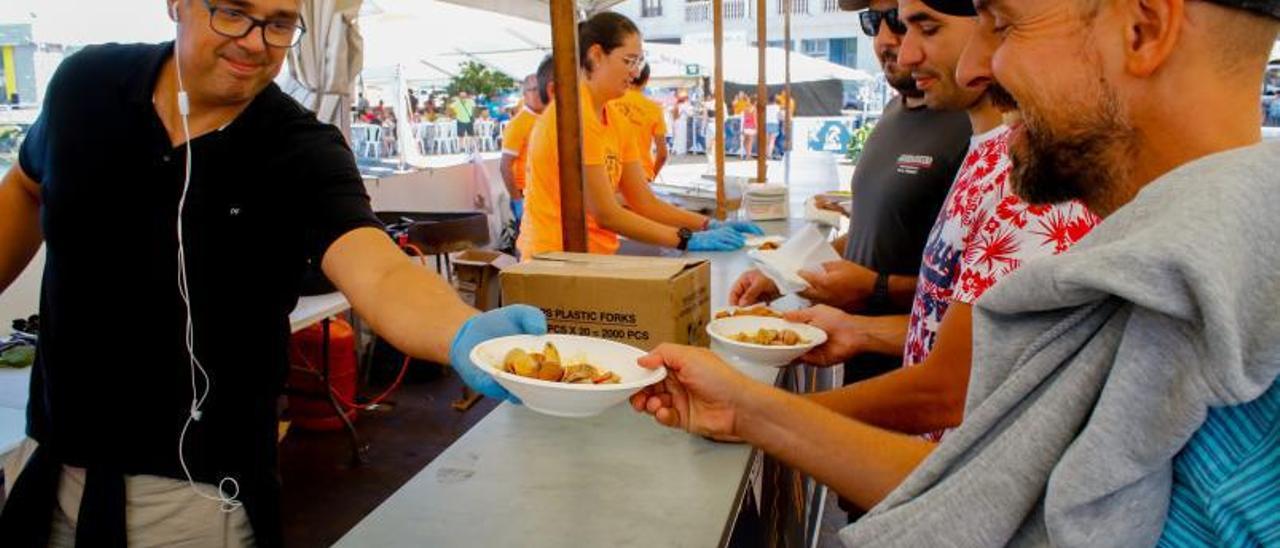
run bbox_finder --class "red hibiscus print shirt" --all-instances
[904,125,1100,371]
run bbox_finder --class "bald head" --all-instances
[520,74,545,113]
[965,0,1279,216]
[1194,2,1280,76]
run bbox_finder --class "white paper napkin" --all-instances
[747,224,841,295]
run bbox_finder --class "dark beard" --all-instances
[1010,86,1132,210]
[987,83,1018,111]
[889,73,922,98]
[881,52,921,98]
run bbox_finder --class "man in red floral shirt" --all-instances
[784,0,1098,442]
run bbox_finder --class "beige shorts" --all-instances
[2,438,255,547]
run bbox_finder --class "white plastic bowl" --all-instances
[706,316,827,367]
[470,334,666,418]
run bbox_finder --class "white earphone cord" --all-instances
[172,16,242,513]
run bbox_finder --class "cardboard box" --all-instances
[500,252,711,351]
[452,250,517,311]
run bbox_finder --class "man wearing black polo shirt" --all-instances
[730,0,970,385]
[0,0,545,546]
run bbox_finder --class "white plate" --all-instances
[470,335,666,418]
[706,316,827,368]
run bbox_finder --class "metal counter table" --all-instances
[337,220,828,547]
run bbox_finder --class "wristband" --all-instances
[871,271,890,310]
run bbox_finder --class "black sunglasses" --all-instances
[859,8,906,37]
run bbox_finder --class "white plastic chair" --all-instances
[498,120,511,149]
[351,123,372,156]
[358,125,383,158]
[415,123,436,155]
[433,120,460,154]
[474,120,497,152]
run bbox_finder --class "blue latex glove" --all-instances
[448,304,548,403]
[709,219,766,236]
[511,198,524,224]
[687,227,746,252]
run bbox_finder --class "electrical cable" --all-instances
[169,6,242,513]
[286,244,434,412]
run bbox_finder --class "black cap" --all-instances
[919,0,976,16]
[839,0,976,15]
[1206,0,1280,18]
[841,0,1280,18]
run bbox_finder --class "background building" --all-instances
[612,0,878,74]
[0,24,36,105]
[0,23,74,107]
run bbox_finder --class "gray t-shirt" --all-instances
[843,96,972,287]
[841,140,1280,547]
[840,96,971,383]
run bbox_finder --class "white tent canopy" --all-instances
[359,0,551,87]
[359,0,872,89]
[435,0,630,23]
[644,42,873,86]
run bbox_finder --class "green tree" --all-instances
[847,120,877,164]
[446,62,516,98]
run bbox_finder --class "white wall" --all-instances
[0,246,43,336]
[364,156,503,212]
[364,155,512,247]
[618,0,878,73]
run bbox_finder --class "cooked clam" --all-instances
[543,342,561,365]
[536,361,564,382]
[780,329,800,346]
[561,364,596,384]
[499,345,620,385]
[504,348,539,377]
[730,328,809,347]
[716,306,784,320]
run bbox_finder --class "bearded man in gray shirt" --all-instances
[634,0,1280,545]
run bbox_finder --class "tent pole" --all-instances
[755,0,767,184]
[784,0,793,187]
[714,0,726,221]
[550,0,587,252]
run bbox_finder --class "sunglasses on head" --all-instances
[859,8,906,37]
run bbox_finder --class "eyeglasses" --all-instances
[859,8,906,37]
[201,0,307,48]
[621,53,647,72]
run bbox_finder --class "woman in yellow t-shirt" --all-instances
[612,64,669,183]
[517,12,761,261]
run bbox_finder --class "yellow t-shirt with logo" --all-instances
[517,85,640,260]
[501,107,539,192]
[611,89,668,181]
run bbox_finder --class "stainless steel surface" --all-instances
[622,218,811,307]
[336,221,814,547]
[335,404,755,547]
